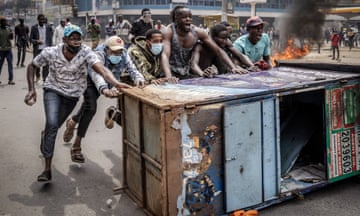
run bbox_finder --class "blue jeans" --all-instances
[0,50,14,81]
[42,90,78,158]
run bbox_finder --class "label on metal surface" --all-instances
[326,83,360,181]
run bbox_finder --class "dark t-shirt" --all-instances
[15,24,29,47]
[129,19,152,38]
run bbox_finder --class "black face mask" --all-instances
[66,44,81,54]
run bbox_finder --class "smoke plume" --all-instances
[275,0,339,51]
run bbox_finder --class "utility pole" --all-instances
[221,0,228,22]
[42,0,46,14]
[92,0,96,18]
[250,2,256,17]
[240,0,267,17]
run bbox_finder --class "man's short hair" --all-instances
[141,8,150,15]
[37,14,45,20]
[210,24,228,38]
[145,29,162,40]
[171,5,188,22]
[220,21,230,27]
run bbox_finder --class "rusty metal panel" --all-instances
[126,145,143,203]
[172,104,225,216]
[120,67,360,215]
[143,103,162,163]
[224,101,262,212]
[164,109,184,216]
[124,95,141,148]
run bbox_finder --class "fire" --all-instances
[271,38,310,66]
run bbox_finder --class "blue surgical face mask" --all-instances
[150,43,163,56]
[108,55,122,64]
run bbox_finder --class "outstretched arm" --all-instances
[160,26,173,79]
[191,44,204,76]
[199,29,248,74]
[92,62,132,90]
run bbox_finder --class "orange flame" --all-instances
[271,38,310,66]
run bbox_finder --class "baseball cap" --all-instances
[105,36,124,51]
[246,16,264,27]
[64,24,83,37]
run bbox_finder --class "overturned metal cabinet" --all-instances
[120,64,360,216]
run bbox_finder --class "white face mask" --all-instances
[108,55,122,64]
[150,43,163,56]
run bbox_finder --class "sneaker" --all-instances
[8,80,15,85]
[63,118,77,142]
[37,170,52,182]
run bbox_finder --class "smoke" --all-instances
[274,0,339,50]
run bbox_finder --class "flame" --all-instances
[271,38,310,66]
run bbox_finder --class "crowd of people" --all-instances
[0,5,277,182]
[6,5,348,182]
[0,7,274,91]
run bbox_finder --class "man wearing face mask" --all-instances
[128,29,170,84]
[62,36,145,164]
[128,8,153,43]
[24,25,131,182]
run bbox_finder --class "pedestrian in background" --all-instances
[0,16,15,85]
[66,18,71,26]
[330,29,340,60]
[29,14,53,82]
[129,8,153,42]
[52,19,66,45]
[24,25,131,182]
[105,19,116,39]
[115,15,132,48]
[14,17,29,68]
[155,20,166,31]
[87,17,101,49]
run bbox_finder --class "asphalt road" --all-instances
[0,44,360,216]
[0,47,145,216]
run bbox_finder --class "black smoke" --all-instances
[275,0,339,50]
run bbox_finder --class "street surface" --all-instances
[0,43,360,216]
[0,45,146,216]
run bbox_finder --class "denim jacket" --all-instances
[89,44,145,93]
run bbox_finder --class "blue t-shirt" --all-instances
[233,33,270,63]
